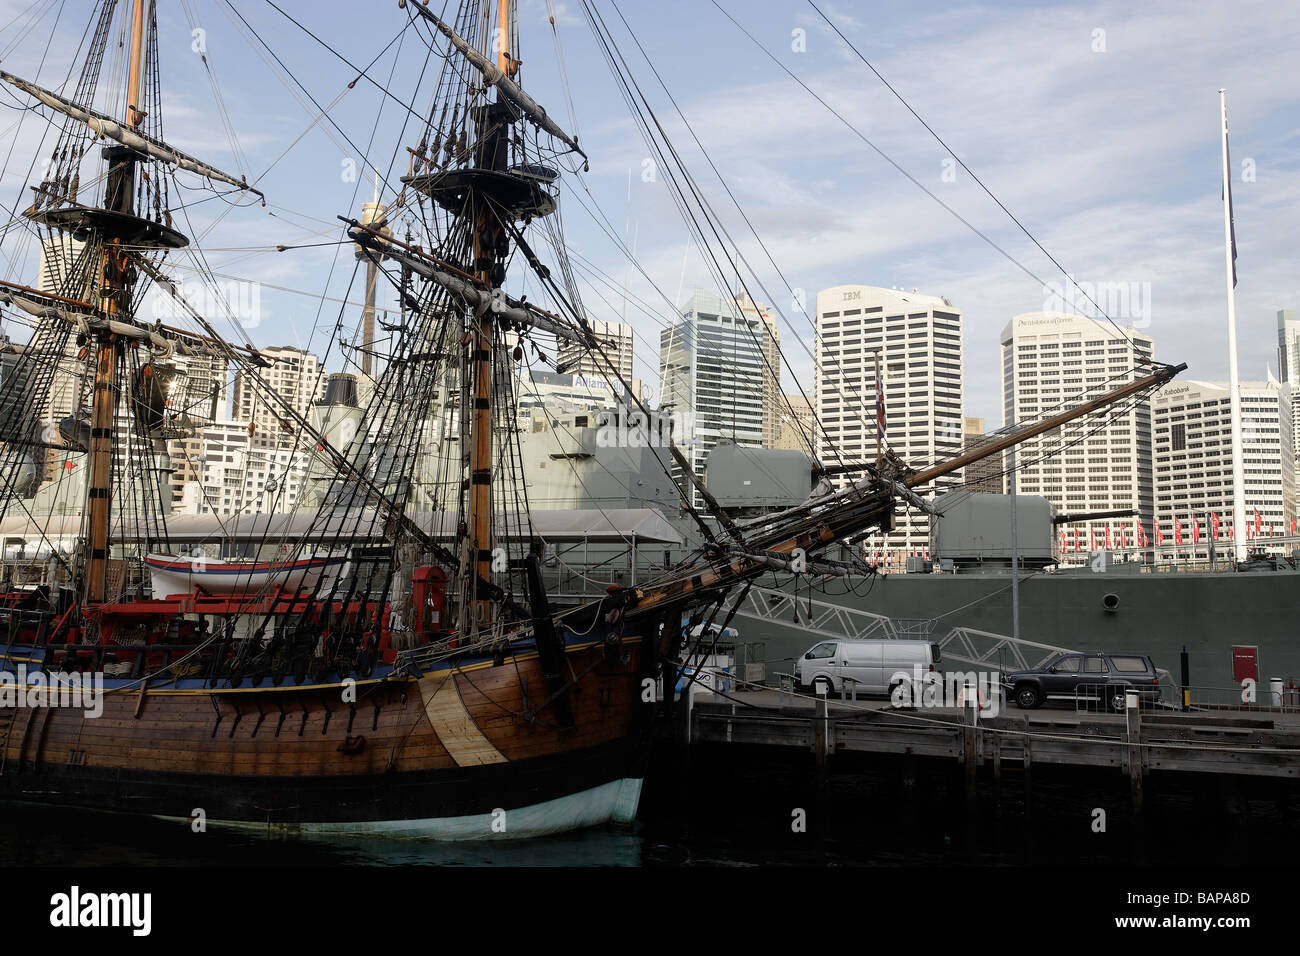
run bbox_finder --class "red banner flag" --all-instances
[1255,507,1262,537]
[1174,517,1183,545]
[1211,512,1220,539]
[1119,525,1127,549]
[1137,522,1147,547]
[1105,526,1113,549]
[1156,522,1165,545]
[1192,514,1200,544]
[1073,527,1081,552]
[1089,527,1096,551]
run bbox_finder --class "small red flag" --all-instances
[1105,526,1113,550]
[1174,517,1183,545]
[1211,512,1220,539]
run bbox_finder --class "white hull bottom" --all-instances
[156,777,644,841]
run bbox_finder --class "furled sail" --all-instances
[350,227,588,345]
[0,69,264,198]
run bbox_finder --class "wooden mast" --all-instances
[464,0,514,634]
[85,0,148,606]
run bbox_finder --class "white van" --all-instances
[793,639,941,696]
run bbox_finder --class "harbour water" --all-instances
[2,747,1296,867]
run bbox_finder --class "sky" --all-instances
[0,0,1296,427]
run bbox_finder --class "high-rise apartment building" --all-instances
[1001,312,1154,554]
[814,285,963,563]
[231,345,326,447]
[557,319,634,385]
[1152,377,1294,560]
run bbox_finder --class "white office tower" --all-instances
[1001,313,1154,560]
[1152,377,1294,560]
[660,290,767,503]
[815,285,963,567]
[231,345,326,448]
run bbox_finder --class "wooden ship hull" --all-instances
[0,632,650,838]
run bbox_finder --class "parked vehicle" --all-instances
[1002,653,1161,712]
[794,639,941,696]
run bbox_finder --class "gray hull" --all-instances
[737,568,1300,690]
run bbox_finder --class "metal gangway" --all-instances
[724,584,1176,695]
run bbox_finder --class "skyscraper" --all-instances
[660,290,767,501]
[815,285,963,564]
[1001,312,1154,554]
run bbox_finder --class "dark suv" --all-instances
[1002,653,1161,712]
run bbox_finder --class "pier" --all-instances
[671,685,1300,814]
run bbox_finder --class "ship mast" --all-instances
[463,0,515,634]
[85,0,149,606]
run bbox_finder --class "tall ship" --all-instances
[0,0,1186,838]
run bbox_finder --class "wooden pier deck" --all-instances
[676,688,1300,809]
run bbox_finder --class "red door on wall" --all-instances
[1231,645,1259,684]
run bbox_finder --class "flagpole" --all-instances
[1221,88,1248,564]
[874,349,882,471]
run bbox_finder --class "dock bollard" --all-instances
[1126,690,1143,815]
[964,682,978,801]
[815,681,828,785]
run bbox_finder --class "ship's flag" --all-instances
[1223,116,1239,288]
[1174,517,1183,545]
[1255,507,1262,537]
[1192,514,1201,544]
[1212,512,1221,539]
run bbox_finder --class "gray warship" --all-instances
[506,400,1299,693]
